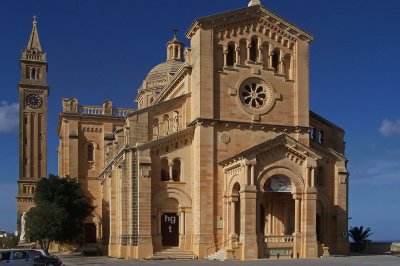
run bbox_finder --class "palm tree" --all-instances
[348,226,373,252]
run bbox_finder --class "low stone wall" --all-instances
[391,243,400,254]
[366,242,391,254]
[350,242,392,254]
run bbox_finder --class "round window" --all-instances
[238,77,275,114]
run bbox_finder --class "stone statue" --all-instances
[19,212,27,243]
[248,0,261,7]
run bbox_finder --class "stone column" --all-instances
[257,39,263,63]
[279,54,284,75]
[169,161,174,181]
[230,196,238,237]
[294,196,301,233]
[179,208,186,249]
[268,48,274,70]
[292,194,302,258]
[302,190,318,258]
[267,203,272,235]
[250,161,256,186]
[310,167,315,187]
[223,46,228,68]
[246,40,251,63]
[235,44,240,65]
[244,161,250,185]
[240,186,258,259]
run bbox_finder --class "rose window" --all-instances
[238,77,275,114]
[241,83,267,109]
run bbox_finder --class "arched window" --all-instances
[163,114,170,135]
[232,182,241,238]
[239,39,247,64]
[310,128,316,141]
[172,159,181,181]
[26,67,30,79]
[37,68,41,80]
[172,111,179,132]
[283,54,292,79]
[161,158,169,181]
[168,46,173,60]
[250,37,258,62]
[174,45,179,59]
[87,143,94,161]
[31,68,36,79]
[318,131,324,145]
[262,42,269,68]
[153,118,159,138]
[272,49,280,72]
[227,43,235,66]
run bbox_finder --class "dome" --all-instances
[145,60,184,83]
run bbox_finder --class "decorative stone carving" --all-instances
[221,133,231,144]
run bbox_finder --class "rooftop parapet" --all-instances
[62,98,134,117]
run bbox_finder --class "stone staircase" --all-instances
[147,247,198,260]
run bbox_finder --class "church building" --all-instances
[17,0,349,260]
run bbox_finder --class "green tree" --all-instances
[26,202,66,252]
[349,226,373,252]
[25,175,94,253]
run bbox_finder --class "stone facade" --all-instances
[35,1,349,260]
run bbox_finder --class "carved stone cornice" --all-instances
[188,117,310,134]
[219,133,321,167]
[137,127,195,152]
[310,141,347,161]
[186,5,313,43]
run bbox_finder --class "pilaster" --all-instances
[239,185,258,259]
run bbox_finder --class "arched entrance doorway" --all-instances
[160,198,179,247]
[260,175,295,258]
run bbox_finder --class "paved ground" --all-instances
[58,254,400,266]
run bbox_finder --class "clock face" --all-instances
[26,94,43,109]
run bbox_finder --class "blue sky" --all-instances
[0,0,399,241]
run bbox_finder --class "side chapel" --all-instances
[19,0,350,260]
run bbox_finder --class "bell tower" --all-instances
[16,16,49,224]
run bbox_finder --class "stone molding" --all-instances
[152,186,192,208]
[186,5,313,43]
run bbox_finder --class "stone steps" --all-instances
[147,248,198,260]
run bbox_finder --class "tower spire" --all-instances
[27,15,42,51]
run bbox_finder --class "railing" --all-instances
[206,237,238,258]
[79,106,103,115]
[112,108,133,117]
[265,235,294,243]
[78,106,133,117]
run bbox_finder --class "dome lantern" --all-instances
[167,29,184,61]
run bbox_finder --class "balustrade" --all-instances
[265,235,294,243]
[77,105,133,117]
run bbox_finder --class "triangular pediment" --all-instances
[218,134,321,167]
[186,5,313,43]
